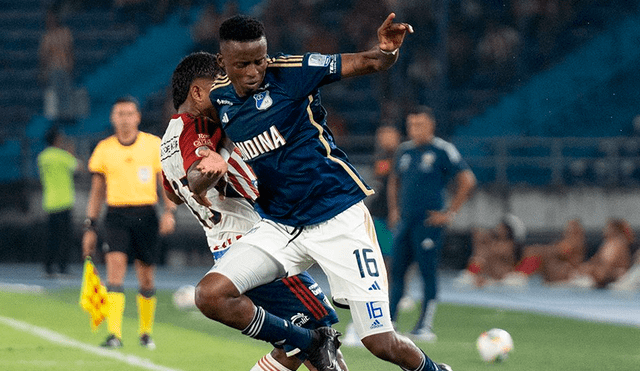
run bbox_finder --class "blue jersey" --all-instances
[210,53,373,226]
[393,137,469,221]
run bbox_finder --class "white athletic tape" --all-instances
[0,315,182,371]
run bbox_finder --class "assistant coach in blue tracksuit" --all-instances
[388,106,476,342]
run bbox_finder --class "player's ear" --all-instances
[216,53,225,70]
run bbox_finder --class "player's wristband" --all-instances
[378,46,398,56]
[83,218,97,232]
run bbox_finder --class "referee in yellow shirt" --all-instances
[82,96,176,349]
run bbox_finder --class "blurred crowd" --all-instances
[453,215,640,291]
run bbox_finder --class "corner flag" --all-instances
[79,258,108,331]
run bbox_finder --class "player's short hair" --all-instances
[44,125,60,146]
[113,95,140,111]
[407,106,435,121]
[219,15,265,42]
[171,51,220,110]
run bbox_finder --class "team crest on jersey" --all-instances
[253,91,272,111]
[420,152,435,171]
[138,166,152,183]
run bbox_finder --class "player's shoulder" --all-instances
[397,140,415,153]
[432,137,460,154]
[267,53,304,68]
[138,131,161,142]
[211,74,233,93]
[95,135,118,150]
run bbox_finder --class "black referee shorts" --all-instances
[103,205,160,265]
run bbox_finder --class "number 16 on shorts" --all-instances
[366,301,384,319]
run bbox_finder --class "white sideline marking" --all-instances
[0,315,183,371]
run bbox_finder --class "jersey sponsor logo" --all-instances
[193,134,213,148]
[253,90,273,110]
[161,137,179,158]
[308,53,331,67]
[234,125,286,160]
[368,281,381,291]
[221,112,229,124]
[291,312,311,327]
[216,98,233,106]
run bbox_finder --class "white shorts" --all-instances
[233,201,389,304]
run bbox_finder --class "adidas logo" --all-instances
[370,319,384,330]
[368,281,381,291]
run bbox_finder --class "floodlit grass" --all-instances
[0,288,638,371]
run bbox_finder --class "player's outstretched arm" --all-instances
[341,12,413,78]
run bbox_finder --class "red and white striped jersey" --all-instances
[160,113,260,256]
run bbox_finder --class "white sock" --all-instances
[250,353,294,371]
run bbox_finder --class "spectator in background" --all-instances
[610,249,640,291]
[454,214,526,288]
[568,218,633,288]
[191,4,222,53]
[473,20,521,88]
[387,106,476,342]
[37,126,80,278]
[503,218,586,286]
[370,125,402,263]
[39,10,75,123]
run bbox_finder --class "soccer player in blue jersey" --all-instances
[162,51,348,371]
[196,13,453,371]
[387,106,476,342]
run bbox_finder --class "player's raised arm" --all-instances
[341,12,414,78]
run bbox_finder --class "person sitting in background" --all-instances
[454,214,526,287]
[503,219,586,286]
[568,218,633,288]
[610,249,640,291]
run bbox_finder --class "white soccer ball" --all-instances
[476,328,514,363]
[172,285,196,310]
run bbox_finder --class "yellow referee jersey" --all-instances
[88,132,162,207]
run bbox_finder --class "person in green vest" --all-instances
[37,126,79,277]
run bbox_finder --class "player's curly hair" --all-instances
[219,15,265,42]
[171,51,221,110]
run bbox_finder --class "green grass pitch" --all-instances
[0,288,638,370]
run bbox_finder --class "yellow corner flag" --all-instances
[79,258,109,331]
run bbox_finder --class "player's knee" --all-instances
[194,272,238,317]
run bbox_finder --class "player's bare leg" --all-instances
[361,332,450,370]
[195,272,257,329]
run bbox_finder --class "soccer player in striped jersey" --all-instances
[197,13,453,371]
[160,52,348,371]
